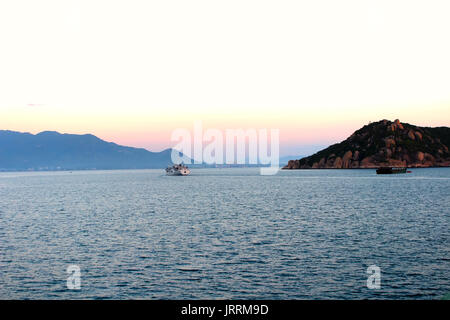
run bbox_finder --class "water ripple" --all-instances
[0,168,449,299]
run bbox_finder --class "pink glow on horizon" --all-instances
[96,116,450,155]
[2,115,449,155]
[99,122,367,154]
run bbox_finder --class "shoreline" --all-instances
[282,165,450,170]
[1,166,450,174]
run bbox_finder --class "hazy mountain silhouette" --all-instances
[0,130,183,171]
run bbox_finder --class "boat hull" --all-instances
[376,167,407,174]
[165,165,191,176]
[166,170,190,176]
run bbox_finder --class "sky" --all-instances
[1,0,449,156]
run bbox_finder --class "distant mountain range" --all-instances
[6,120,448,172]
[0,130,179,171]
[0,130,297,171]
[283,119,450,169]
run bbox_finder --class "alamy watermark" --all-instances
[67,265,81,290]
[366,265,381,289]
[170,121,280,175]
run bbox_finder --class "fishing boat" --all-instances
[165,164,191,176]
[376,167,407,174]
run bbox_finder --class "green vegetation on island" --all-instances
[283,119,450,169]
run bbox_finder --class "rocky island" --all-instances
[283,119,450,169]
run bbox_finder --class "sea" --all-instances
[0,168,449,299]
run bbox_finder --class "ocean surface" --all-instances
[0,168,449,299]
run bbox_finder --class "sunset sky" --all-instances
[1,0,449,156]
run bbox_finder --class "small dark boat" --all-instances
[376,167,407,174]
